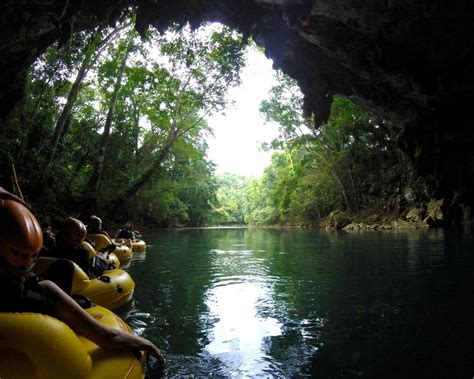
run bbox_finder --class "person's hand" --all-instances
[140,341,166,370]
[0,187,24,204]
[106,330,166,370]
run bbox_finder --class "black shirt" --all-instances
[0,272,54,315]
[44,244,91,278]
[116,228,134,239]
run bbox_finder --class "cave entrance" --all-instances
[205,43,280,178]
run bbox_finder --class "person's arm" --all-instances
[39,280,165,367]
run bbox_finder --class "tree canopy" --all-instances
[0,18,248,227]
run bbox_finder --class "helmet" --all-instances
[89,215,102,230]
[59,218,87,246]
[0,199,43,267]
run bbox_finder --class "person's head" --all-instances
[58,217,87,246]
[125,221,133,230]
[0,199,43,268]
[89,215,102,230]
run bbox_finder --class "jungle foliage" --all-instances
[0,17,248,227]
[242,72,403,226]
[210,72,407,226]
[206,71,402,227]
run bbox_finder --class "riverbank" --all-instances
[318,198,452,231]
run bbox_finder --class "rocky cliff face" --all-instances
[1,1,473,221]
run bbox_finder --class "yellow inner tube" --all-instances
[78,268,135,310]
[33,258,135,310]
[132,239,147,253]
[0,305,144,379]
[87,234,132,264]
[82,241,120,269]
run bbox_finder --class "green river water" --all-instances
[118,227,474,378]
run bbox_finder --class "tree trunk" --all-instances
[107,127,179,211]
[40,26,126,185]
[84,40,132,212]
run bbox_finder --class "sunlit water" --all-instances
[118,227,474,378]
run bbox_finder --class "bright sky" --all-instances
[205,46,280,177]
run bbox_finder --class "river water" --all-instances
[120,227,474,378]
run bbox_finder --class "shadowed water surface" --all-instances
[120,228,474,378]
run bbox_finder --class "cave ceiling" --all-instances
[1,0,473,203]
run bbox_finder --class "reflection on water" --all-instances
[123,228,474,378]
[204,247,282,375]
[205,281,282,374]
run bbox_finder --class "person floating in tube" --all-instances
[0,193,165,368]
